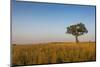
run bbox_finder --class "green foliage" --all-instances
[66,23,88,36]
[66,23,88,43]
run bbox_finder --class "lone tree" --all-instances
[66,23,88,43]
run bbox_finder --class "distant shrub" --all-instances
[13,44,16,46]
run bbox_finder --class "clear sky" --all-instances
[12,0,96,44]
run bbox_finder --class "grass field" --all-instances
[12,42,96,66]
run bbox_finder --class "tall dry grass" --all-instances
[12,42,96,66]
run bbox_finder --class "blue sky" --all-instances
[12,0,96,44]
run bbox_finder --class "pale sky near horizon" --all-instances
[12,0,96,44]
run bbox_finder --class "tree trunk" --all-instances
[75,36,79,43]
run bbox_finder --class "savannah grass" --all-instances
[12,42,96,66]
